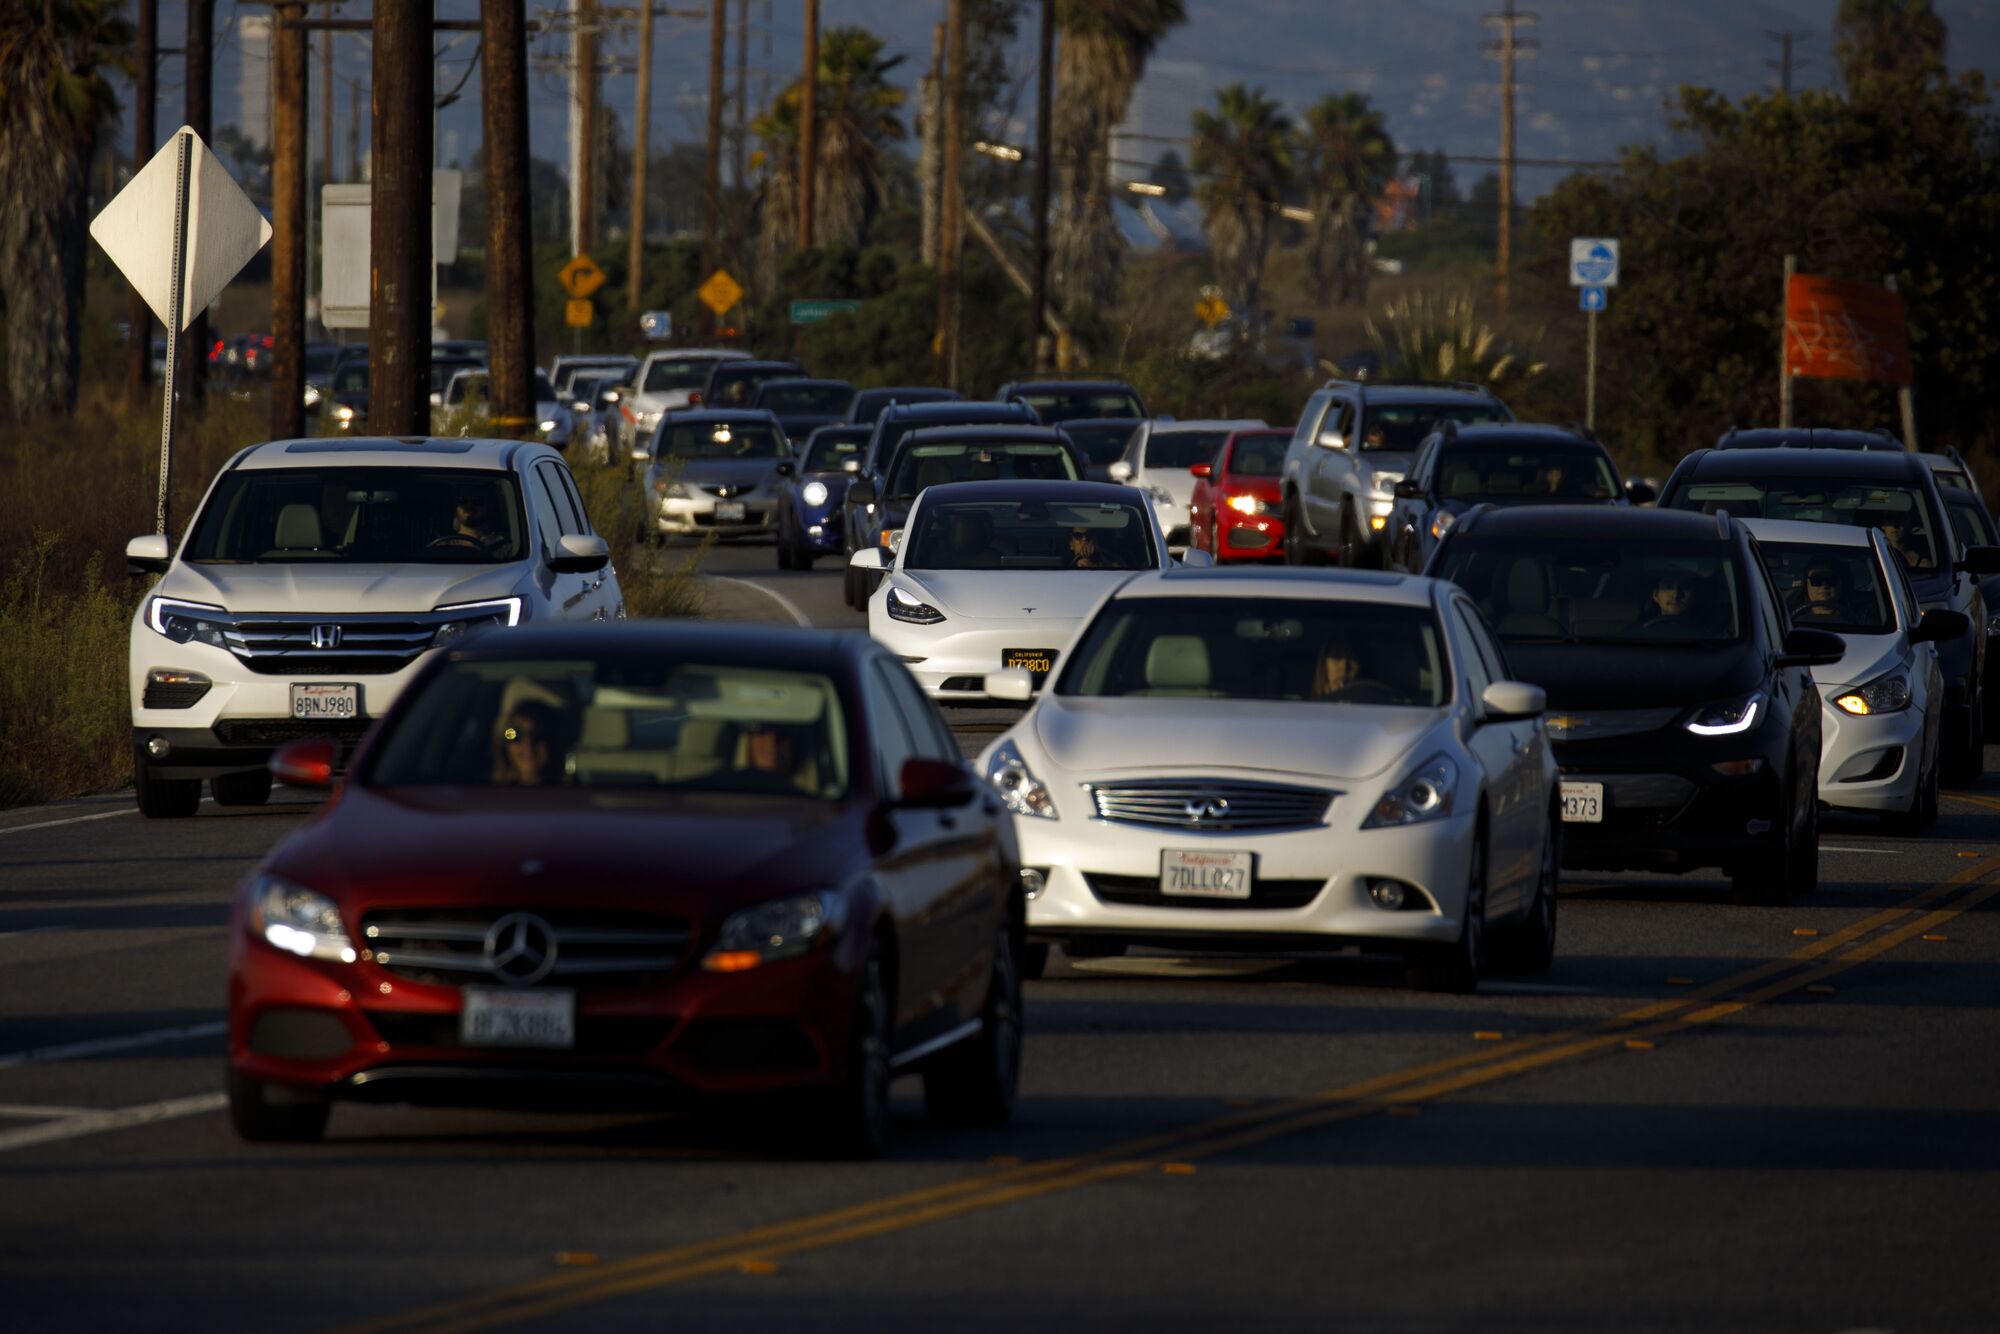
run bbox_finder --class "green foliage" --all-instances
[1374,215,1492,270]
[786,249,1029,393]
[567,456,710,620]
[1123,344,1304,424]
[1836,0,1948,95]
[1365,291,1546,392]
[1192,85,1293,316]
[1297,92,1397,305]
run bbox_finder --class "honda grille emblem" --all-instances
[309,623,343,650]
[1184,797,1231,823]
[483,912,558,985]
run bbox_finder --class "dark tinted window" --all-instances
[758,382,855,415]
[708,365,799,407]
[1016,388,1144,420]
[1360,402,1507,451]
[186,468,526,564]
[642,357,725,393]
[1945,494,1997,546]
[1227,432,1289,477]
[1145,430,1231,470]
[1434,536,1745,644]
[1435,444,1618,500]
[1061,421,1138,467]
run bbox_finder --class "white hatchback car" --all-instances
[1743,518,1963,831]
[976,568,1560,992]
[1109,419,1265,549]
[854,479,1194,700]
[125,437,622,818]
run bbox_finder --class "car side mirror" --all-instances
[1107,460,1135,483]
[984,667,1035,702]
[1316,429,1347,450]
[849,547,888,572]
[126,533,171,576]
[848,478,878,505]
[269,736,337,789]
[1178,549,1215,569]
[550,533,611,573]
[1959,544,2000,576]
[898,757,979,807]
[1392,479,1424,500]
[775,460,796,478]
[1623,478,1657,506]
[1481,680,1546,722]
[841,457,861,474]
[1777,625,1846,667]
[1912,608,1970,644]
[1189,462,1212,479]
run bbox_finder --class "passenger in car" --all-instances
[1791,563,1852,620]
[493,701,568,785]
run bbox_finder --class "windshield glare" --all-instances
[1435,538,1745,645]
[888,443,1078,497]
[1436,446,1618,500]
[1145,430,1230,471]
[367,659,850,798]
[1672,479,1941,571]
[1058,597,1448,706]
[656,421,786,459]
[185,468,526,564]
[909,499,1155,571]
[1760,541,1894,635]
[1363,404,1507,451]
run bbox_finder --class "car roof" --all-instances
[754,377,854,392]
[899,424,1071,444]
[1715,426,1901,450]
[1321,380,1501,404]
[444,621,877,672]
[712,359,804,373]
[855,385,957,399]
[1917,452,1969,474]
[884,400,1030,420]
[1051,416,1143,427]
[806,424,872,439]
[1458,504,1732,541]
[1005,380,1137,392]
[1142,419,1266,432]
[1436,423,1596,447]
[915,479,1146,506]
[659,408,782,425]
[234,437,557,471]
[1737,517,1877,549]
[1111,567,1440,608]
[1676,447,1926,480]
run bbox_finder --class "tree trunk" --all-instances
[1052,30,1138,327]
[0,92,91,419]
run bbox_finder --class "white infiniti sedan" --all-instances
[974,568,1561,992]
[853,479,1203,700]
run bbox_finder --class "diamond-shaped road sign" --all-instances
[558,254,606,299]
[91,126,271,331]
[699,269,744,316]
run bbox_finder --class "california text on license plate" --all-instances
[460,987,576,1049]
[1561,781,1605,823]
[1003,648,1057,677]
[290,683,359,720]
[714,500,748,522]
[1160,849,1254,899]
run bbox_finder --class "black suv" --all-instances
[1658,447,2000,784]
[994,379,1148,423]
[1428,506,1844,901]
[842,400,1038,560]
[1713,426,1903,451]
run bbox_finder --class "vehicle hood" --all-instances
[1812,631,1908,692]
[274,787,860,926]
[669,456,782,488]
[899,569,1133,620]
[159,562,524,614]
[1500,642,1764,710]
[628,387,699,414]
[1139,469,1198,509]
[1029,696,1440,784]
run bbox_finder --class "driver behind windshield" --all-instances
[434,484,511,556]
[1312,635,1373,701]
[1792,563,1851,620]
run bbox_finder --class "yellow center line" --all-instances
[348,855,2000,1333]
[1941,790,2000,814]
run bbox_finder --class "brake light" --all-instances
[687,391,703,405]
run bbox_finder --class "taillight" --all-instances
[687,391,703,406]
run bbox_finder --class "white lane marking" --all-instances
[0,1092,226,1154]
[1477,981,1603,995]
[707,574,812,627]
[1819,845,1899,853]
[0,1020,227,1070]
[0,925,71,941]
[0,808,133,836]
[0,1104,97,1119]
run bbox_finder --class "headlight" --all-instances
[801,480,830,507]
[432,596,523,646]
[1363,753,1458,828]
[1373,473,1404,495]
[986,739,1057,819]
[1430,510,1456,540]
[1834,670,1911,716]
[654,479,690,498]
[637,409,662,430]
[572,400,591,413]
[146,597,229,647]
[333,404,355,422]
[1684,692,1764,736]
[248,874,355,963]
[303,384,321,408]
[887,584,945,625]
[702,891,846,972]
[538,418,558,434]
[1226,494,1263,515]
[1148,485,1177,508]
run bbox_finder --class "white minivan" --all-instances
[125,437,622,817]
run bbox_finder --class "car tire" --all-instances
[922,925,1022,1128]
[776,538,796,570]
[1733,769,1816,904]
[1062,938,1127,960]
[1491,812,1559,974]
[227,1070,329,1143]
[134,746,201,819]
[843,565,864,610]
[1282,498,1325,567]
[1020,941,1050,980]
[1409,823,1486,993]
[796,548,818,570]
[212,770,272,807]
[814,943,892,1159]
[1944,688,1985,787]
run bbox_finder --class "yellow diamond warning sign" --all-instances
[698,269,744,316]
[558,254,606,299]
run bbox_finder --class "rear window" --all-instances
[1016,388,1144,420]
[1227,433,1289,477]
[1434,537,1745,645]
[1670,477,1941,571]
[1434,445,1618,500]
[642,358,722,393]
[887,442,1079,497]
[1145,430,1230,471]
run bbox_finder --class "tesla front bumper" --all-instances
[873,613,1086,700]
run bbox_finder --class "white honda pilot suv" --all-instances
[124,437,623,817]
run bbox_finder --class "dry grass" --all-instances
[566,453,712,620]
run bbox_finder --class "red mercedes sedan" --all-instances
[1188,428,1290,562]
[227,623,1024,1156]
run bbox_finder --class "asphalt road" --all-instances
[4,538,1999,1332]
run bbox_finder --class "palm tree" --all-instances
[0,2,132,418]
[752,25,905,267]
[1297,92,1397,307]
[1190,85,1291,318]
[1051,0,1186,324]
[1835,0,1948,94]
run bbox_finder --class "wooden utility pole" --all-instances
[629,0,656,311]
[180,0,213,408]
[734,0,750,194]
[368,0,432,435]
[1484,1,1534,322]
[1779,253,1796,428]
[1029,0,1054,370]
[799,0,819,248]
[934,0,966,387]
[702,0,725,334]
[575,0,599,252]
[484,0,536,433]
[348,74,360,182]
[270,2,309,440]
[320,2,334,187]
[126,0,157,406]
[919,22,943,263]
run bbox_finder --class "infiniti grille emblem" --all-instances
[309,623,343,650]
[1184,797,1231,823]
[483,911,558,985]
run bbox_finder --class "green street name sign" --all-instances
[789,298,862,325]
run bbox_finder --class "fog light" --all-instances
[146,735,171,758]
[1019,868,1047,900]
[1367,878,1408,910]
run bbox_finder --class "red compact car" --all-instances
[1188,428,1291,561]
[227,623,1024,1157]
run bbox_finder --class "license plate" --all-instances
[714,500,748,522]
[1003,647,1058,679]
[460,987,576,1049]
[290,683,358,720]
[1160,849,1254,899]
[1561,781,1605,823]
